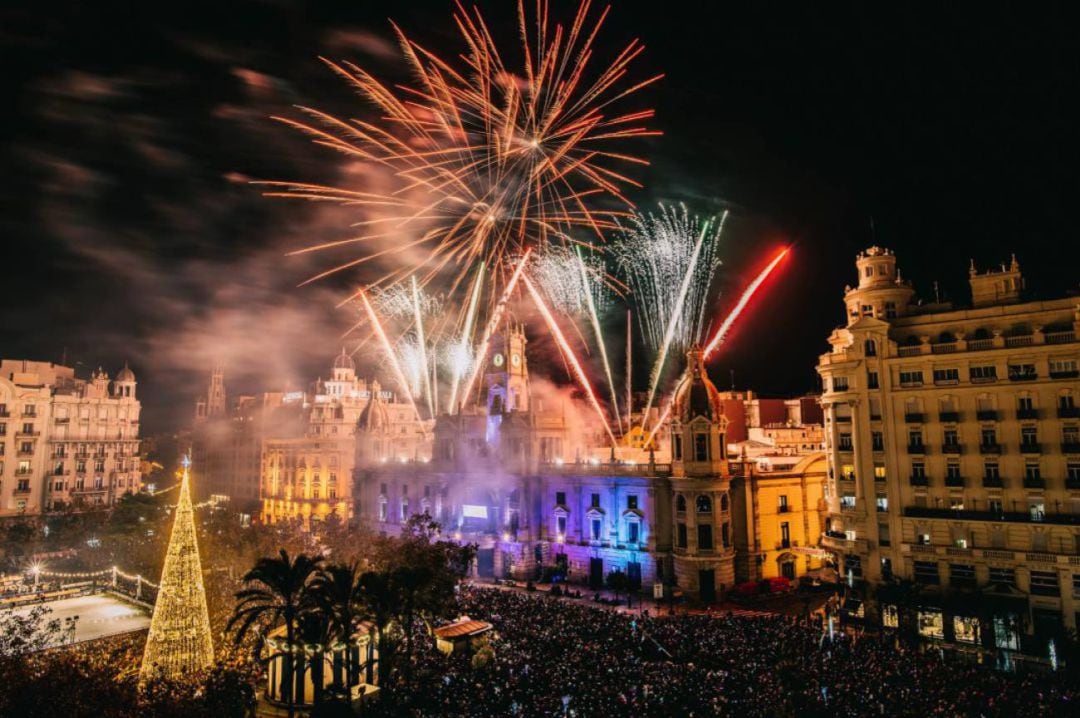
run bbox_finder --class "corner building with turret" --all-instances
[818,247,1080,645]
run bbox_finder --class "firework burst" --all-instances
[269,0,661,302]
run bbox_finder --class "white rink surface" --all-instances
[13,593,150,646]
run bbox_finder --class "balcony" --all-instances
[939,411,960,423]
[982,476,1004,488]
[1019,442,1041,455]
[1058,406,1080,419]
[931,342,958,354]
[909,474,929,487]
[941,443,963,455]
[1005,335,1035,348]
[904,506,1080,526]
[1023,477,1046,489]
[1008,371,1038,382]
[944,475,966,488]
[979,443,1002,455]
[904,412,925,423]
[1062,442,1080,454]
[0,410,10,417]
[966,338,995,351]
[1046,330,1077,345]
[777,505,790,513]
[1016,408,1039,420]
[1050,370,1080,380]
[1067,478,1080,490]
[976,410,998,421]
[15,430,40,438]
[907,443,927,455]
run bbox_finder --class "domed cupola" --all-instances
[672,346,723,422]
[331,347,356,381]
[669,346,729,479]
[357,395,390,434]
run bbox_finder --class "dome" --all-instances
[672,347,722,422]
[332,348,355,372]
[357,395,390,433]
[116,362,136,383]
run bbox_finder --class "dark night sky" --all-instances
[2,1,1079,434]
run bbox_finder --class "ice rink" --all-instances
[14,593,150,646]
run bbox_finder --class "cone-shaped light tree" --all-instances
[139,454,214,683]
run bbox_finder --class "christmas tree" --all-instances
[139,455,214,683]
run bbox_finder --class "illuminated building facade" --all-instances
[360,329,819,601]
[818,246,1080,641]
[260,350,431,526]
[0,359,141,516]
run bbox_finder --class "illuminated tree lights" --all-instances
[139,456,214,684]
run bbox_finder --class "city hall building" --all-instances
[818,247,1080,642]
[359,326,827,601]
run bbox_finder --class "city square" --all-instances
[3,1,1080,716]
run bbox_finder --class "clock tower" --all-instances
[485,323,530,415]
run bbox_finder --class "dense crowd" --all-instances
[392,586,1079,717]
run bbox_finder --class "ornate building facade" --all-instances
[358,328,825,602]
[0,359,141,517]
[818,247,1080,641]
[259,350,431,526]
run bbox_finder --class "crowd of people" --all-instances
[387,586,1079,717]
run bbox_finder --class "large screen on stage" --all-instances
[462,504,488,519]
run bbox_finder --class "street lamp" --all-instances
[29,563,42,590]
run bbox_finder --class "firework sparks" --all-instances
[270,0,661,307]
[614,204,725,355]
[576,248,622,433]
[358,290,424,426]
[636,209,729,433]
[703,247,789,357]
[523,275,617,447]
[412,275,435,418]
[446,262,485,412]
[458,249,532,411]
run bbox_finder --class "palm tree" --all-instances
[309,562,364,691]
[356,570,399,689]
[227,550,323,717]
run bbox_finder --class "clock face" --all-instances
[492,353,505,367]
[511,353,521,367]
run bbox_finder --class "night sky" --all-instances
[3,1,1078,434]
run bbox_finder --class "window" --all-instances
[1068,462,1080,481]
[1025,461,1041,480]
[840,494,856,510]
[984,462,1000,479]
[954,616,980,644]
[627,495,639,510]
[1032,531,1048,552]
[673,434,683,460]
[946,462,961,479]
[378,499,388,522]
[914,561,940,585]
[778,495,789,512]
[556,515,567,537]
[677,522,687,548]
[876,493,888,512]
[832,376,849,392]
[867,371,879,389]
[838,433,853,450]
[720,494,729,512]
[874,464,886,481]
[981,427,997,446]
[1064,426,1079,445]
[989,567,1015,587]
[696,495,712,513]
[1029,501,1045,522]
[555,491,566,506]
[1021,426,1038,446]
[861,304,873,317]
[591,493,601,508]
[1008,363,1037,381]
[780,522,790,547]
[882,604,900,628]
[950,564,976,588]
[1030,571,1060,597]
[933,368,960,384]
[885,301,897,319]
[591,517,602,541]
[1050,359,1079,377]
[400,499,409,520]
[864,340,877,357]
[899,370,924,386]
[676,494,687,512]
[912,462,926,478]
[878,522,890,546]
[697,524,713,550]
[872,432,884,451]
[626,521,640,544]
[694,434,709,461]
[1018,395,1034,411]
[908,430,923,447]
[970,365,997,382]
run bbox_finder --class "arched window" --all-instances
[938,331,956,344]
[972,328,990,340]
[676,494,687,512]
[696,495,712,514]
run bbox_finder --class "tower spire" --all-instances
[140,454,214,683]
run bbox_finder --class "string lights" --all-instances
[139,455,214,684]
